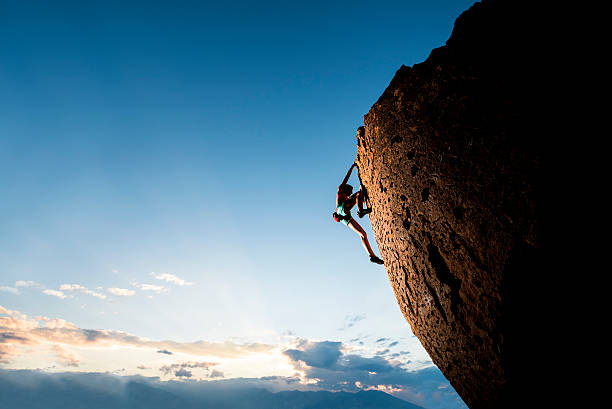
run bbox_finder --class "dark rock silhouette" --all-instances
[355,1,541,408]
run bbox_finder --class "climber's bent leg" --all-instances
[356,189,365,212]
[356,189,372,218]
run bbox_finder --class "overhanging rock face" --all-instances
[355,1,541,408]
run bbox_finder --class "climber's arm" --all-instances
[340,162,357,187]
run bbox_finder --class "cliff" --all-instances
[355,1,541,408]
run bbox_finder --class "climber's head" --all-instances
[342,184,353,196]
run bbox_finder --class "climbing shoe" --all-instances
[370,255,384,265]
[358,208,372,218]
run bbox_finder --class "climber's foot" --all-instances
[370,255,384,265]
[358,208,372,218]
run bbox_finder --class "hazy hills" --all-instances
[0,370,425,409]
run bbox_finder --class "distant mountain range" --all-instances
[0,370,425,409]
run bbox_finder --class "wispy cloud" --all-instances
[43,289,67,299]
[0,286,19,295]
[107,288,135,297]
[14,281,41,288]
[60,284,107,300]
[157,349,173,355]
[338,314,366,331]
[150,272,192,286]
[133,283,166,293]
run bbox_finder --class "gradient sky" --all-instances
[1,1,474,408]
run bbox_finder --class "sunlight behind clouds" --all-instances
[0,304,284,380]
[1,295,463,409]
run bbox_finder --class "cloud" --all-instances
[209,369,224,378]
[338,314,366,331]
[43,289,67,299]
[14,281,41,288]
[0,304,275,365]
[157,349,173,355]
[134,283,166,293]
[150,272,192,286]
[60,284,107,300]
[346,314,366,324]
[282,340,462,409]
[52,344,79,367]
[0,286,19,295]
[174,368,192,377]
[284,340,342,369]
[159,361,219,378]
[107,288,135,297]
[0,305,465,409]
[0,333,34,364]
[34,316,78,330]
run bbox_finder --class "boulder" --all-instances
[355,1,541,407]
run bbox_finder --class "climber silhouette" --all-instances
[334,162,384,265]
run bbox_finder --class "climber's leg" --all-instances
[356,189,364,212]
[348,219,375,257]
[348,220,384,264]
[357,189,372,218]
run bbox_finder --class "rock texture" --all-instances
[355,1,541,408]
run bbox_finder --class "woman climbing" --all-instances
[334,162,384,265]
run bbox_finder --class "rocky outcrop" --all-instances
[355,1,541,408]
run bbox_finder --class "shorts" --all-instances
[337,203,352,226]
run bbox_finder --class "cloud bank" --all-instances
[0,305,465,409]
[282,339,464,409]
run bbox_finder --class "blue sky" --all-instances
[1,1,473,408]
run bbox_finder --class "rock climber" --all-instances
[335,162,384,265]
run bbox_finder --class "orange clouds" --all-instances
[0,304,275,367]
[52,344,79,367]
